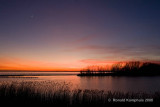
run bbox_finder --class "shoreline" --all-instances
[77,73,160,77]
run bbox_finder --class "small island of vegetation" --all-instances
[78,61,160,76]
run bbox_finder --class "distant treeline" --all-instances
[78,61,160,76]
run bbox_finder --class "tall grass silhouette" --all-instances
[0,81,159,106]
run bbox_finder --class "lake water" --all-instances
[0,71,160,93]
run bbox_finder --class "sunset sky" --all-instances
[0,0,160,71]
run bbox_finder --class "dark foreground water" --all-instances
[0,71,160,93]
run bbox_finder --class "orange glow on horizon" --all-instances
[0,57,82,71]
[1,57,159,71]
[0,57,116,71]
[0,61,115,71]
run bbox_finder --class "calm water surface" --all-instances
[0,71,160,92]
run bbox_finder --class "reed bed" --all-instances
[0,81,159,106]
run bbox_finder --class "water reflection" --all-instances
[0,72,160,92]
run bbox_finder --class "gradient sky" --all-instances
[0,0,160,71]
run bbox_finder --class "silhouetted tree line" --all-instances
[79,61,160,76]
